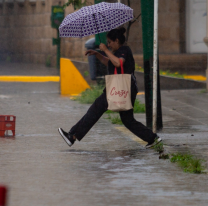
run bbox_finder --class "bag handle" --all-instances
[114,59,124,74]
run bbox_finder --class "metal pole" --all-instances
[204,0,208,91]
[57,29,60,69]
[141,0,154,129]
[118,0,121,2]
[206,0,208,91]
[152,0,158,133]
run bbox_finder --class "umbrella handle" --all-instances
[93,14,101,44]
[97,33,101,44]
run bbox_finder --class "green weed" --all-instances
[105,110,115,114]
[160,70,185,78]
[152,141,164,153]
[159,154,170,159]
[199,89,207,94]
[106,114,123,125]
[135,64,186,78]
[133,99,145,113]
[73,85,104,104]
[135,64,144,72]
[170,153,205,174]
[84,71,89,77]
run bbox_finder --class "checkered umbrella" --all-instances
[59,2,133,39]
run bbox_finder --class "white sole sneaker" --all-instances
[146,137,162,149]
[58,128,73,147]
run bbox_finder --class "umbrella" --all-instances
[59,2,133,41]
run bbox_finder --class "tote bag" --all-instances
[105,59,133,112]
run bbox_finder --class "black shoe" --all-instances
[145,136,162,149]
[58,128,75,147]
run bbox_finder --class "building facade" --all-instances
[0,0,207,74]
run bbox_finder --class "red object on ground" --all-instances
[0,115,16,137]
[0,185,7,206]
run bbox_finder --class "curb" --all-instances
[134,71,206,90]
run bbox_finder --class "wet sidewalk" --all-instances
[0,62,59,76]
[0,64,208,206]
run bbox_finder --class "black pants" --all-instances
[70,83,157,144]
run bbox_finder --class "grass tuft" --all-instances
[84,71,89,77]
[160,70,185,78]
[135,64,186,78]
[199,89,207,94]
[170,153,205,174]
[152,142,206,173]
[73,85,104,104]
[106,114,123,125]
[159,154,170,159]
[152,141,164,154]
[105,110,115,114]
[135,64,144,72]
[133,99,145,113]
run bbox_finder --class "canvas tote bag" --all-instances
[105,59,133,112]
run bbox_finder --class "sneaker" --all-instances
[58,128,75,147]
[145,136,162,149]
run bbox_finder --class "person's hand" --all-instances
[99,43,108,52]
[85,50,98,56]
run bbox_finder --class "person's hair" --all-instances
[107,27,126,45]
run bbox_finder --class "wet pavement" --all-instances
[0,66,208,205]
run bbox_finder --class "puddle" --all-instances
[16,134,57,137]
[0,95,10,98]
[190,125,208,131]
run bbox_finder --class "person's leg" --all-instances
[119,109,157,143]
[70,92,108,141]
[119,84,157,144]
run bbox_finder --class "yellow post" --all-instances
[60,58,90,95]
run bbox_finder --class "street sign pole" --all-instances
[57,29,60,69]
[94,0,107,46]
[51,6,64,70]
[152,0,158,133]
[141,0,163,131]
[141,0,154,129]
[204,0,208,91]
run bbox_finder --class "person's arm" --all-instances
[99,43,125,68]
[95,52,109,66]
[104,49,122,67]
[85,50,109,66]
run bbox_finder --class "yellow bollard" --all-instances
[60,58,90,95]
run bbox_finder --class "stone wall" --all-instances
[158,0,186,53]
[121,0,186,54]
[0,0,57,65]
[0,0,204,70]
[0,0,93,66]
[61,0,94,62]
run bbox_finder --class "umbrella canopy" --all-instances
[59,2,133,38]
